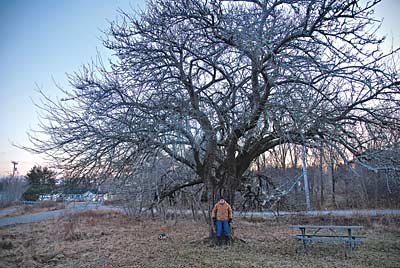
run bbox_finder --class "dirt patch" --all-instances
[0,211,399,268]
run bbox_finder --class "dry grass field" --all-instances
[1,209,399,268]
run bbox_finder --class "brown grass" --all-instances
[0,211,399,268]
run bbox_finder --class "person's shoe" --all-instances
[224,236,229,245]
[216,237,222,246]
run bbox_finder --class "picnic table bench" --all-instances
[290,225,366,257]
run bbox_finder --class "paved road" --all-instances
[0,203,116,227]
[1,204,400,227]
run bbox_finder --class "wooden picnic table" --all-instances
[290,225,366,257]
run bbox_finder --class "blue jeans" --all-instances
[216,220,229,237]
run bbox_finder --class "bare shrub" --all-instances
[56,212,84,241]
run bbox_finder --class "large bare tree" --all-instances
[27,0,399,210]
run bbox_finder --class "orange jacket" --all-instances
[211,202,233,221]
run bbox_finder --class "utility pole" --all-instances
[11,161,18,177]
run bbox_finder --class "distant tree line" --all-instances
[0,176,28,205]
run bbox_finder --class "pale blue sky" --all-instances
[0,0,146,175]
[0,0,398,176]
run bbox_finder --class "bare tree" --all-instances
[26,0,399,215]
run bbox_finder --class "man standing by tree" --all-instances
[212,197,233,246]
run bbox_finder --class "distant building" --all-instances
[39,189,109,202]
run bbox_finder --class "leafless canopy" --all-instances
[26,0,399,204]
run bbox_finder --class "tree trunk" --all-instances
[330,156,336,208]
[319,146,324,208]
[302,145,311,211]
[207,180,217,238]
